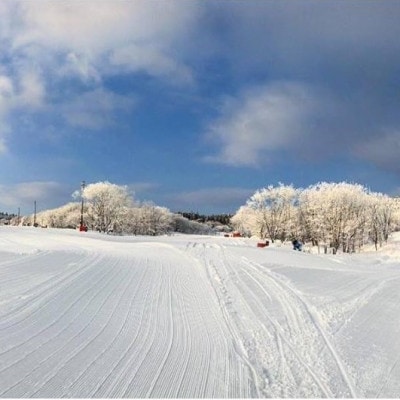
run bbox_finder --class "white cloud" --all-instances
[17,70,45,108]
[0,181,68,212]
[0,1,199,149]
[0,75,13,97]
[11,2,135,53]
[0,75,14,115]
[61,88,135,130]
[61,52,101,84]
[0,70,44,110]
[7,1,198,85]
[110,44,193,85]
[0,70,45,153]
[0,75,13,150]
[205,82,318,166]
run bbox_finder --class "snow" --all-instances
[0,227,400,398]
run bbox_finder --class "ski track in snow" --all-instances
[184,242,354,398]
[0,227,400,398]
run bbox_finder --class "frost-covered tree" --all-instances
[37,202,82,228]
[233,181,398,253]
[230,205,257,237]
[139,204,173,236]
[299,182,370,253]
[124,203,173,236]
[20,180,219,236]
[245,183,299,242]
[368,193,394,250]
[298,188,326,247]
[24,202,81,228]
[392,197,400,231]
[83,181,133,233]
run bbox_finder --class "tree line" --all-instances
[14,181,218,236]
[231,182,400,253]
[177,212,232,225]
[0,212,16,219]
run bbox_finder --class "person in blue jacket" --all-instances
[292,239,303,251]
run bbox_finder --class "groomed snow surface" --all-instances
[1,227,400,398]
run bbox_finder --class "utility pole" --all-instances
[33,201,37,227]
[17,207,20,226]
[80,181,86,231]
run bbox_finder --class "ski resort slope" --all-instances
[0,227,400,398]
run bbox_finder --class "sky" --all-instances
[1,0,400,215]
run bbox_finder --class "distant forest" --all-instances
[0,212,16,219]
[0,212,17,224]
[177,212,232,225]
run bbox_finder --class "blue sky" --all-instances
[1,0,400,215]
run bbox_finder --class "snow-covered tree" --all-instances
[299,182,370,253]
[19,180,220,236]
[25,202,82,228]
[368,193,394,250]
[124,203,173,236]
[245,183,299,242]
[392,197,400,231]
[298,188,326,247]
[234,181,398,253]
[140,204,173,235]
[230,205,257,237]
[83,181,133,233]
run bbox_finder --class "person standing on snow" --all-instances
[292,239,302,251]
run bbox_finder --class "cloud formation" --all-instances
[3,1,197,83]
[205,82,319,166]
[0,0,199,148]
[201,1,400,174]
[61,88,135,130]
[205,77,400,171]
[0,70,45,152]
[0,181,69,212]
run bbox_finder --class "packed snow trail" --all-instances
[1,227,400,397]
[0,228,253,398]
[184,241,357,397]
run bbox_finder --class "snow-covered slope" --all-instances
[0,227,399,398]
